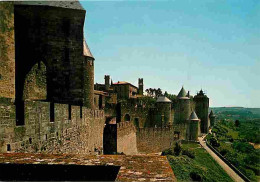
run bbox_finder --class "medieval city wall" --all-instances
[117,121,138,155]
[0,98,105,154]
[136,124,188,153]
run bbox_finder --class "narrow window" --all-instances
[7,144,11,152]
[68,105,72,120]
[50,102,54,122]
[16,101,24,126]
[29,138,32,144]
[80,106,83,119]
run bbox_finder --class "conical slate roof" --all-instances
[14,1,85,11]
[83,39,94,59]
[156,96,172,103]
[190,111,199,120]
[177,86,189,99]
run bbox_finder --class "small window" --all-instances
[68,105,72,120]
[50,102,54,122]
[7,144,11,152]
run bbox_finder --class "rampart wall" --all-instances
[117,121,138,155]
[136,124,187,153]
[0,98,105,154]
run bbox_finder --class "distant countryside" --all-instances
[208,107,260,181]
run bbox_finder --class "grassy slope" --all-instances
[167,142,233,182]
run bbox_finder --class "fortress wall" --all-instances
[0,2,15,98]
[117,121,138,155]
[136,124,188,153]
[0,99,105,154]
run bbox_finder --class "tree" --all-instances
[235,120,240,127]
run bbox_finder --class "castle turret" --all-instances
[174,86,191,124]
[155,96,172,126]
[105,75,110,91]
[138,78,143,95]
[209,110,216,127]
[194,89,209,133]
[188,111,200,141]
[83,39,95,109]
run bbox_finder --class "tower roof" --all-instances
[177,86,189,99]
[14,1,85,11]
[156,96,172,103]
[190,111,199,120]
[83,39,94,59]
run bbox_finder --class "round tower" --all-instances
[155,96,172,127]
[188,111,200,141]
[83,39,95,109]
[193,89,209,133]
[209,110,216,127]
[174,86,191,124]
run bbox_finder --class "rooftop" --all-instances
[177,86,189,99]
[156,96,172,103]
[190,111,199,120]
[0,153,176,181]
[83,39,94,59]
[14,1,85,11]
[113,81,138,89]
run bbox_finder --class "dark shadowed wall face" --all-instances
[14,5,86,105]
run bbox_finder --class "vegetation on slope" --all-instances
[208,118,260,181]
[162,141,233,182]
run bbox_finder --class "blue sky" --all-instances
[80,0,260,108]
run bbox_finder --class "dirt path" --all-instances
[198,136,244,182]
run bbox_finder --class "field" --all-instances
[164,141,233,182]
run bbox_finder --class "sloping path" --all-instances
[198,136,244,182]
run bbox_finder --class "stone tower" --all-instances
[138,78,143,95]
[188,111,200,141]
[155,96,172,127]
[194,89,209,133]
[209,110,216,127]
[83,40,95,109]
[105,75,110,91]
[174,87,191,124]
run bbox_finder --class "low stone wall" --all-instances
[0,98,105,154]
[206,141,250,182]
[136,124,187,153]
[117,121,138,155]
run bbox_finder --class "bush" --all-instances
[174,142,182,156]
[182,149,195,159]
[190,171,202,181]
[161,148,174,156]
[220,149,229,156]
[210,137,220,147]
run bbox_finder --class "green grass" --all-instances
[166,142,233,182]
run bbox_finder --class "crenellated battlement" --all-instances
[0,98,105,154]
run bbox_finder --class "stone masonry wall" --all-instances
[117,121,138,155]
[0,2,15,98]
[136,124,187,153]
[0,98,105,154]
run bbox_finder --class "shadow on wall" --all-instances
[0,163,120,181]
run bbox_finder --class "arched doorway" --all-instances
[124,114,130,122]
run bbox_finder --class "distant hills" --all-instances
[209,107,260,120]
